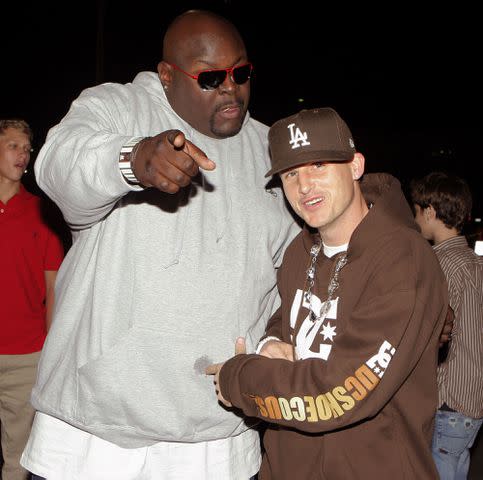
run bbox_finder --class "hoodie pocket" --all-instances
[76,327,197,445]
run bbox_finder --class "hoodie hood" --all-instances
[301,173,418,259]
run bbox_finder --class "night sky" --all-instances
[3,1,482,216]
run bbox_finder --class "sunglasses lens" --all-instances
[232,64,252,85]
[198,70,227,90]
[196,64,252,90]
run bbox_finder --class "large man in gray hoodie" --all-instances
[21,10,298,480]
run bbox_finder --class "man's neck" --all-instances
[319,192,370,246]
[433,225,459,245]
[0,180,21,204]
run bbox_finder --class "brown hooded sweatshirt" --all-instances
[220,173,448,479]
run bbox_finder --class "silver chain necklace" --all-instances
[304,242,348,323]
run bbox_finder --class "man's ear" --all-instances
[425,205,437,221]
[157,61,172,90]
[351,152,365,180]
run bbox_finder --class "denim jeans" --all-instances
[432,408,483,480]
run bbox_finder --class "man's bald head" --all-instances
[163,10,245,65]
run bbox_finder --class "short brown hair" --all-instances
[409,171,472,232]
[0,119,33,142]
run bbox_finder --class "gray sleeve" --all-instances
[34,84,146,230]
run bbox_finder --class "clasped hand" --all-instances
[205,337,294,408]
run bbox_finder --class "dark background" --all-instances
[1,2,483,472]
[2,1,482,222]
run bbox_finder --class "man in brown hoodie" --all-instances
[207,108,449,479]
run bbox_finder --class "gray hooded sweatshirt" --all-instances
[32,71,299,448]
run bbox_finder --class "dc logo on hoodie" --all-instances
[290,289,338,360]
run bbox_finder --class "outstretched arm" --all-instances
[35,85,215,229]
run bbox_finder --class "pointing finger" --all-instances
[183,140,216,171]
[165,129,215,172]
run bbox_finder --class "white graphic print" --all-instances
[366,340,396,378]
[290,289,338,360]
[288,123,311,149]
[321,322,336,341]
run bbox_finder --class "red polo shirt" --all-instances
[0,186,64,354]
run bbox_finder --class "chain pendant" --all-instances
[304,242,347,323]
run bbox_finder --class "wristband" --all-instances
[255,336,281,354]
[119,137,146,184]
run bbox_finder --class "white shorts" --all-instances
[21,412,261,480]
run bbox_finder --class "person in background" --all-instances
[207,108,449,479]
[0,119,64,480]
[20,10,298,480]
[410,171,483,480]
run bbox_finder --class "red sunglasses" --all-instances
[167,62,253,91]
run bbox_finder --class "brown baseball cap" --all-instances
[266,107,356,177]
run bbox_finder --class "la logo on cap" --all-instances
[288,123,310,150]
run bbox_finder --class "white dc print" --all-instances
[290,289,338,360]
